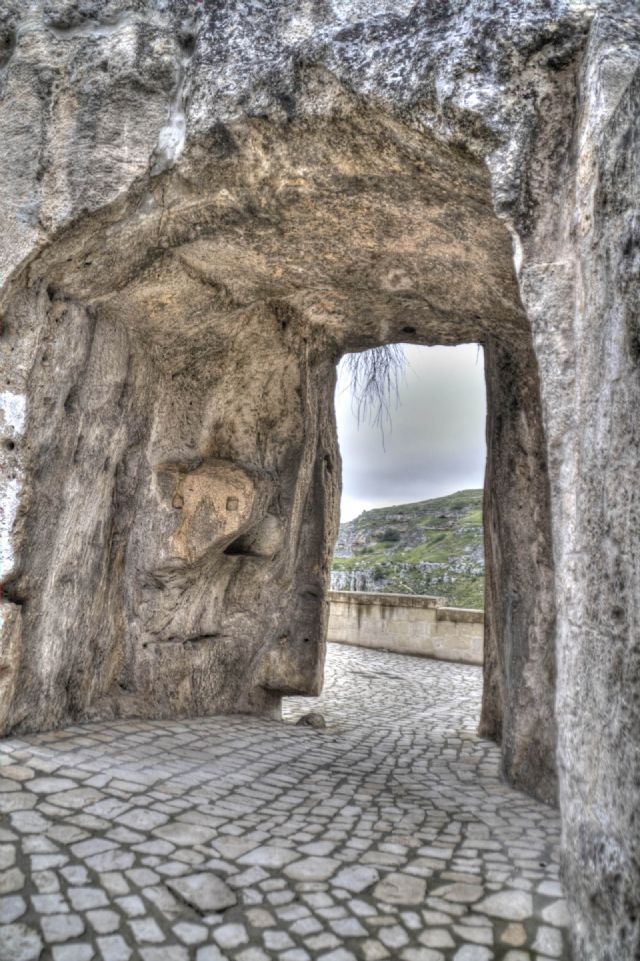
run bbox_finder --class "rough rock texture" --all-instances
[0,2,638,958]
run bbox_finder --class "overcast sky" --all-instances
[335,344,486,521]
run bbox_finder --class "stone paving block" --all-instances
[0,923,43,961]
[26,777,77,794]
[68,886,109,911]
[430,882,484,904]
[532,924,563,957]
[40,913,86,943]
[374,873,427,905]
[167,872,237,913]
[401,949,445,961]
[0,867,25,894]
[31,892,68,914]
[1,766,34,782]
[197,946,231,961]
[419,929,455,948]
[116,808,169,831]
[542,899,571,927]
[52,946,95,961]
[228,865,270,888]
[0,893,27,923]
[129,917,166,942]
[452,924,492,945]
[97,933,133,960]
[140,948,189,961]
[48,788,105,809]
[361,940,390,960]
[331,865,380,892]
[153,823,217,846]
[475,890,533,921]
[239,845,301,869]
[214,922,250,949]
[87,908,121,933]
[173,920,208,944]
[453,947,493,960]
[284,856,339,881]
[236,948,270,961]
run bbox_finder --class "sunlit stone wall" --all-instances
[328,591,483,665]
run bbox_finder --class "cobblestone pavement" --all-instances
[0,645,570,961]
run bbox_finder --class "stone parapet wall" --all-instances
[328,591,484,665]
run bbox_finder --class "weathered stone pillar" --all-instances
[481,337,557,804]
[517,13,640,957]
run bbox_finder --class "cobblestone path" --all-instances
[0,645,570,961]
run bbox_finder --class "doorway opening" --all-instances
[332,343,486,611]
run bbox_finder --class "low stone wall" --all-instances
[328,591,484,665]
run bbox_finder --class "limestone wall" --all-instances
[328,591,484,665]
[0,3,639,954]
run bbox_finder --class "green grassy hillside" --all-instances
[332,489,484,609]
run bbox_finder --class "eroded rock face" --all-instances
[0,2,638,958]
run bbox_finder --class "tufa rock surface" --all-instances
[0,2,638,958]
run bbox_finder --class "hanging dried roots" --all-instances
[344,344,407,437]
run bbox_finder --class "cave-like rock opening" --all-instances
[0,110,556,804]
[0,5,638,954]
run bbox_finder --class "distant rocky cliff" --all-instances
[331,490,484,609]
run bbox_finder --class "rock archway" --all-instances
[0,107,556,805]
[0,3,638,958]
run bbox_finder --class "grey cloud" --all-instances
[335,344,486,520]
